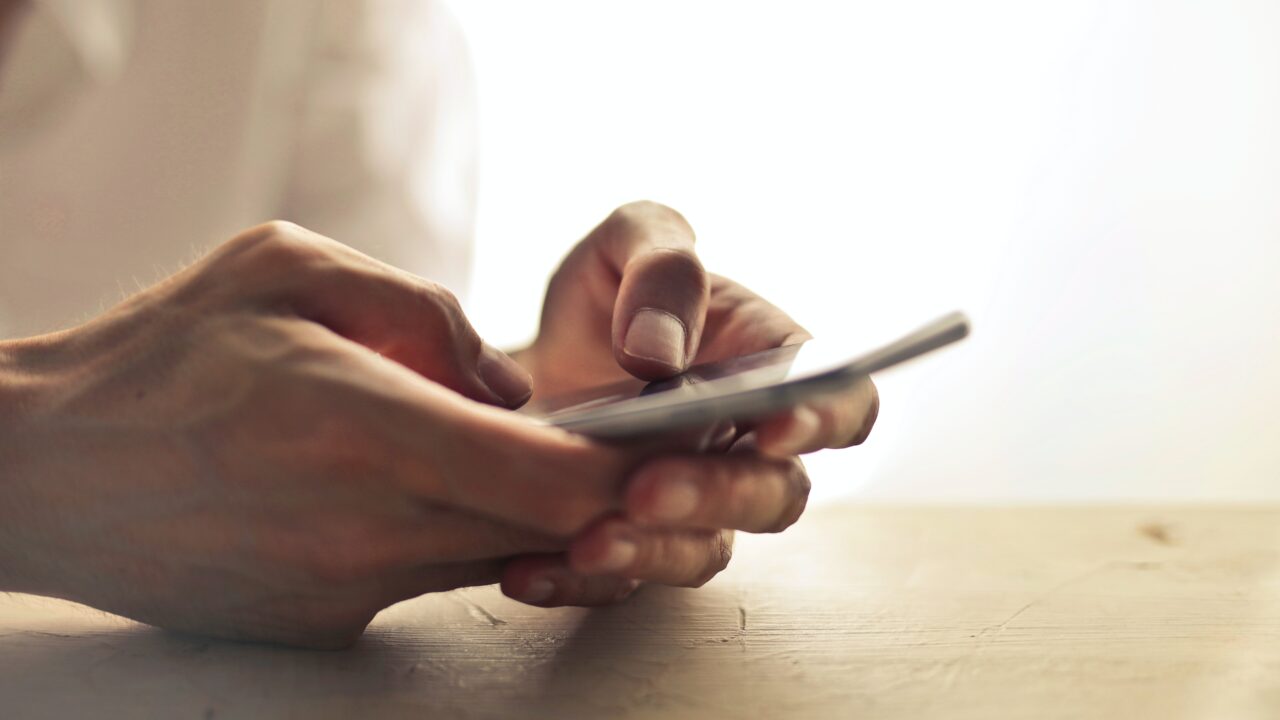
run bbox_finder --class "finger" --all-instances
[755,375,879,457]
[623,453,810,533]
[371,382,638,537]
[500,554,640,607]
[228,221,532,408]
[580,202,710,378]
[567,518,735,587]
[380,559,507,605]
[699,274,812,361]
[699,418,739,453]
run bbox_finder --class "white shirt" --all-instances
[0,0,476,339]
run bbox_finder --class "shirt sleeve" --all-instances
[276,0,477,298]
[0,0,136,152]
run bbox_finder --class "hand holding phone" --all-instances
[503,200,961,608]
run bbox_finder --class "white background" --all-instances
[452,0,1280,502]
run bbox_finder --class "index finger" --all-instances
[358,367,639,537]
[755,375,880,457]
[590,202,710,379]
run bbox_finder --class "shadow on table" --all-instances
[531,582,747,717]
[0,619,477,717]
[0,583,746,718]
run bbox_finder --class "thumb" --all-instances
[579,202,710,380]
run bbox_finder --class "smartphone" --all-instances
[528,311,970,440]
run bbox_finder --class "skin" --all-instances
[503,202,879,606]
[0,210,875,648]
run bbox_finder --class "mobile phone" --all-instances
[528,311,969,440]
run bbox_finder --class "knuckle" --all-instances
[606,200,652,228]
[227,220,297,249]
[423,280,463,315]
[606,201,697,247]
[206,222,336,297]
[238,220,326,269]
[416,281,477,344]
[613,199,692,230]
[239,220,303,252]
[257,219,306,240]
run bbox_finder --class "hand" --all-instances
[502,202,879,606]
[0,221,657,648]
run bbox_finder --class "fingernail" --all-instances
[651,477,699,522]
[477,343,533,407]
[517,578,554,604]
[771,406,821,456]
[623,308,687,370]
[597,537,638,572]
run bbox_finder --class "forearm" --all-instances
[0,334,62,594]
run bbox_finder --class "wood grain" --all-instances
[1,505,1277,719]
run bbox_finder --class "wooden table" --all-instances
[1,505,1277,719]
